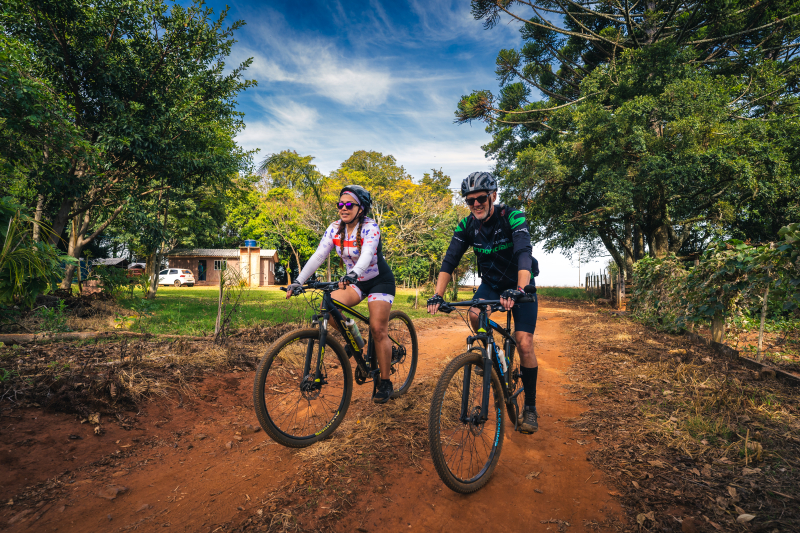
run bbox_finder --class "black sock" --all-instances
[520,366,538,407]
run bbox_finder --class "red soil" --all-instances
[0,302,624,532]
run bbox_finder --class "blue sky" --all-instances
[203,0,608,285]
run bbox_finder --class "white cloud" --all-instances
[232,14,394,109]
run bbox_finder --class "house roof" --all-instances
[93,257,129,267]
[167,248,278,259]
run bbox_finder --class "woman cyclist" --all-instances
[286,185,397,403]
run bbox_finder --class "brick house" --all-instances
[165,247,279,286]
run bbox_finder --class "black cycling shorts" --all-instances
[474,283,538,334]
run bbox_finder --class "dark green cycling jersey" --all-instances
[440,203,534,291]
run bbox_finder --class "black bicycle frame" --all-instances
[445,300,521,425]
[314,289,376,382]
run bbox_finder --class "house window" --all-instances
[214,260,227,271]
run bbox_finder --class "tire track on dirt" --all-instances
[333,302,624,532]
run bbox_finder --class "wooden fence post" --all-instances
[616,272,622,309]
[215,267,225,335]
[711,311,725,344]
[756,279,770,362]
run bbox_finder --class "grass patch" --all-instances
[120,287,435,336]
[536,286,591,300]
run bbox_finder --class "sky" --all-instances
[202,0,609,286]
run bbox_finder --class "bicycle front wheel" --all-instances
[253,329,352,448]
[387,310,418,396]
[428,349,505,493]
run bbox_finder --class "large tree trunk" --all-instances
[60,218,86,289]
[652,225,670,258]
[145,198,170,300]
[597,228,625,276]
[49,198,74,247]
[32,194,44,242]
[60,204,126,287]
[144,252,159,299]
[633,223,644,262]
[624,220,634,281]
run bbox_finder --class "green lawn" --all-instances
[120,287,434,336]
[535,287,592,300]
[118,285,590,336]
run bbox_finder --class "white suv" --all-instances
[158,268,195,287]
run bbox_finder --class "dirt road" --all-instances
[1,302,624,532]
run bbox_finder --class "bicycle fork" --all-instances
[306,312,329,387]
[462,323,495,425]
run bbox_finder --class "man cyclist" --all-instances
[427,171,540,433]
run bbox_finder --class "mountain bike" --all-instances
[253,281,418,448]
[427,285,537,493]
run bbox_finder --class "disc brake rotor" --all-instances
[468,405,485,436]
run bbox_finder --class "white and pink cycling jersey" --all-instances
[296,217,382,284]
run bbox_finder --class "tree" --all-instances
[2,0,255,286]
[457,1,800,277]
[421,168,453,196]
[259,151,335,280]
[332,154,466,283]
[341,151,413,190]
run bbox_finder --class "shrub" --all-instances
[0,197,74,307]
[630,223,800,332]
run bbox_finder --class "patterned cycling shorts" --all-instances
[351,271,396,305]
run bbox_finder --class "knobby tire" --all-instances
[253,328,352,448]
[387,310,418,396]
[428,349,505,493]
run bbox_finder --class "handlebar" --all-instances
[436,285,537,314]
[280,280,343,295]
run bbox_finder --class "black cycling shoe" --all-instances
[372,380,394,404]
[474,364,484,377]
[519,406,539,434]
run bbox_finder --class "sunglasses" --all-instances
[337,201,359,210]
[465,194,490,207]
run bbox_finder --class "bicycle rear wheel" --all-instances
[428,349,505,493]
[253,329,352,448]
[387,310,418,396]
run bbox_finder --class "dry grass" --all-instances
[236,355,451,533]
[558,305,800,532]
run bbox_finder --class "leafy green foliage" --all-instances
[458,1,800,271]
[629,223,800,331]
[90,266,132,300]
[38,300,70,334]
[0,197,72,307]
[2,0,255,286]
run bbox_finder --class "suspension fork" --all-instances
[480,314,493,423]
[313,310,330,383]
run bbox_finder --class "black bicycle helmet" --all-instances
[339,184,372,216]
[461,171,498,197]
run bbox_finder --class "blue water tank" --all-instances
[244,239,258,248]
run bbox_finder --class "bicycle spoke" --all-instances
[387,312,417,395]
[259,336,347,439]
